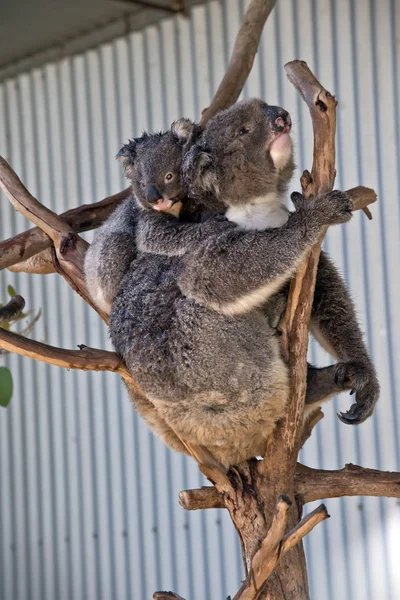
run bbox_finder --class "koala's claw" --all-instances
[334,361,380,425]
[338,404,366,424]
[291,190,354,226]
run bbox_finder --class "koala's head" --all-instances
[182,98,295,207]
[117,120,202,212]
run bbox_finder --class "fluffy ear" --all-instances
[116,139,137,167]
[171,118,200,146]
[182,145,217,196]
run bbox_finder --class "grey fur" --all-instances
[84,122,202,314]
[107,99,379,466]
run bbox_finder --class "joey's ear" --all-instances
[116,139,137,168]
[182,145,217,196]
[171,118,203,146]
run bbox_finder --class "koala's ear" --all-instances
[116,139,137,167]
[183,145,217,195]
[171,118,201,146]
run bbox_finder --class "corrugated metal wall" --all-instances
[1,0,400,598]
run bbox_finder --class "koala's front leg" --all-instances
[311,251,380,424]
[180,190,353,315]
[305,364,350,407]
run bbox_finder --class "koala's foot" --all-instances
[305,364,344,405]
[291,189,354,226]
[334,361,380,424]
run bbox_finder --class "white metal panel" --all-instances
[1,1,400,599]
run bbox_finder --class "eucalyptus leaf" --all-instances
[7,285,16,298]
[0,367,13,407]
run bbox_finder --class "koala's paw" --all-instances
[334,361,380,424]
[317,190,354,226]
[291,190,353,226]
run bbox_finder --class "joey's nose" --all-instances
[261,104,292,132]
[146,185,163,204]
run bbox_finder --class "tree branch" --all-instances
[0,157,108,321]
[178,462,400,511]
[262,62,339,488]
[295,463,400,503]
[233,501,329,600]
[199,0,277,124]
[1,188,130,273]
[178,486,224,510]
[0,325,131,378]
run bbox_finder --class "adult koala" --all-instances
[109,99,379,467]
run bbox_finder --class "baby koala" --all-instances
[84,120,202,314]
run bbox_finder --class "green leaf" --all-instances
[7,285,16,297]
[0,367,13,407]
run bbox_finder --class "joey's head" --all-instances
[183,98,295,208]
[117,120,202,214]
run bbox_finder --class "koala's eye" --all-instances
[139,181,146,189]
[165,172,174,183]
[239,127,250,136]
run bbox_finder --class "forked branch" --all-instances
[233,500,329,600]
[1,188,130,273]
[0,157,108,321]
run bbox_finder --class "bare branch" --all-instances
[0,157,108,321]
[295,463,400,504]
[1,188,130,273]
[0,325,131,377]
[178,486,223,510]
[200,0,276,124]
[0,295,25,322]
[0,156,80,243]
[233,499,328,600]
[347,186,376,219]
[280,504,329,554]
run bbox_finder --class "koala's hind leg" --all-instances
[126,384,190,455]
[305,364,350,407]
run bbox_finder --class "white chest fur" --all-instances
[225,193,289,231]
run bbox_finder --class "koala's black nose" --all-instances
[261,103,292,131]
[145,185,163,204]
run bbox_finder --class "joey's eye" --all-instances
[239,127,250,136]
[165,172,174,183]
[140,181,146,189]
